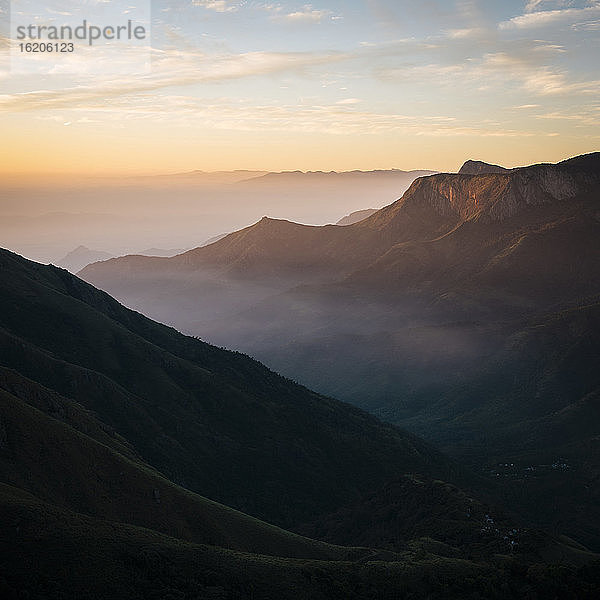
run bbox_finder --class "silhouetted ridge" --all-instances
[555,151,600,174]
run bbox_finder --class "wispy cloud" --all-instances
[0,48,348,111]
[272,4,332,24]
[375,47,600,98]
[525,0,565,12]
[478,51,600,96]
[534,109,600,126]
[499,4,600,29]
[21,92,548,139]
[444,27,487,39]
[192,0,239,12]
[571,18,600,30]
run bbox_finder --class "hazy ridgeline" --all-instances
[0,169,433,264]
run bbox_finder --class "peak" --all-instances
[458,160,510,175]
[255,216,296,226]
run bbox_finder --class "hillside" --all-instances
[81,153,600,318]
[0,248,464,530]
[0,379,354,560]
[3,248,600,598]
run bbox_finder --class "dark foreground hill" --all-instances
[2,249,600,598]
[0,248,463,530]
[3,480,600,600]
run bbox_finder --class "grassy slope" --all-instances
[0,383,353,560]
[2,483,599,600]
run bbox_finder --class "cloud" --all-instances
[22,92,546,139]
[525,0,546,11]
[534,109,600,126]
[499,5,600,29]
[478,51,600,96]
[274,4,332,23]
[445,27,487,39]
[571,18,600,29]
[0,48,348,112]
[525,0,562,12]
[192,1,239,13]
[375,47,600,98]
[335,98,361,105]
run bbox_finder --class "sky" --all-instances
[0,0,599,174]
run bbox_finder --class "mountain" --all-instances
[4,168,438,267]
[135,169,269,184]
[458,159,510,175]
[336,208,378,226]
[78,152,600,549]
[56,245,114,273]
[56,246,187,274]
[0,371,350,561]
[80,153,600,327]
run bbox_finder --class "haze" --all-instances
[0,169,432,263]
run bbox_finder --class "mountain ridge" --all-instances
[81,152,599,280]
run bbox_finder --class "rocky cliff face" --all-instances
[393,154,599,225]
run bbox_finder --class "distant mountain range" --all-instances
[56,245,189,273]
[80,152,600,549]
[57,245,114,273]
[2,168,438,266]
[236,168,438,186]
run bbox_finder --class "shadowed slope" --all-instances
[0,381,351,560]
[0,248,463,531]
